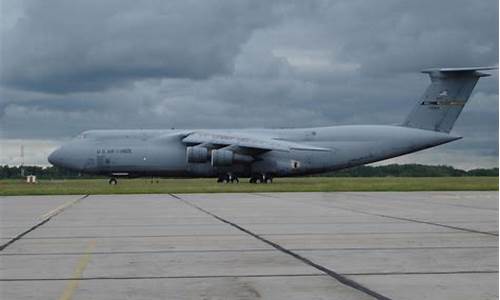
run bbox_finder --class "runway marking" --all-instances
[40,196,88,219]
[58,240,96,300]
[0,195,88,252]
[250,193,280,199]
[2,270,498,282]
[170,193,392,300]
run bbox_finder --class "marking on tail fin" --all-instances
[421,100,466,107]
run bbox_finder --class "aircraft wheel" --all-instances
[218,174,231,183]
[264,176,273,184]
[109,178,118,185]
[250,174,266,184]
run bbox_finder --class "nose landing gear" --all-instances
[108,178,118,185]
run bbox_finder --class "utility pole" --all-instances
[20,144,25,177]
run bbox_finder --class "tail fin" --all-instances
[402,66,496,133]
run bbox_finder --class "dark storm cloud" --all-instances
[1,0,279,93]
[322,0,498,75]
[0,0,498,167]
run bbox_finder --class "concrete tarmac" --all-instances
[0,192,498,299]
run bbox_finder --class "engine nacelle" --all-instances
[211,149,254,167]
[211,149,233,166]
[186,146,209,163]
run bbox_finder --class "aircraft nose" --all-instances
[48,144,88,171]
[48,147,63,166]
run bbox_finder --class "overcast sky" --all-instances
[0,0,498,169]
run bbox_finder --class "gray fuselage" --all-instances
[48,125,460,178]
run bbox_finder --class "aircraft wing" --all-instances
[182,132,331,153]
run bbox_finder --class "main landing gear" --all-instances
[108,177,118,185]
[217,173,239,183]
[249,174,273,184]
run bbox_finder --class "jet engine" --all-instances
[211,149,253,167]
[186,146,209,163]
[211,149,233,166]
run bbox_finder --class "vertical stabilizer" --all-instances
[403,67,495,133]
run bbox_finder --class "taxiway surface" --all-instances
[0,192,498,299]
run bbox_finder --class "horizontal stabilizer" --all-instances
[421,66,497,74]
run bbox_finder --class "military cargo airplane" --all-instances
[48,67,495,184]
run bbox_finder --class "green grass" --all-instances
[0,177,497,196]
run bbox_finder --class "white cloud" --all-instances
[0,139,61,166]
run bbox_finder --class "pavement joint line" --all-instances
[2,270,498,282]
[322,196,500,236]
[13,223,228,228]
[375,214,499,237]
[0,195,89,252]
[1,233,249,240]
[290,197,499,237]
[58,240,96,300]
[2,245,497,256]
[169,193,392,300]
[346,192,499,212]
[0,273,326,281]
[340,270,499,276]
[4,219,495,228]
[0,220,412,228]
[2,230,479,241]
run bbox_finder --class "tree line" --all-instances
[323,164,498,177]
[0,164,497,179]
